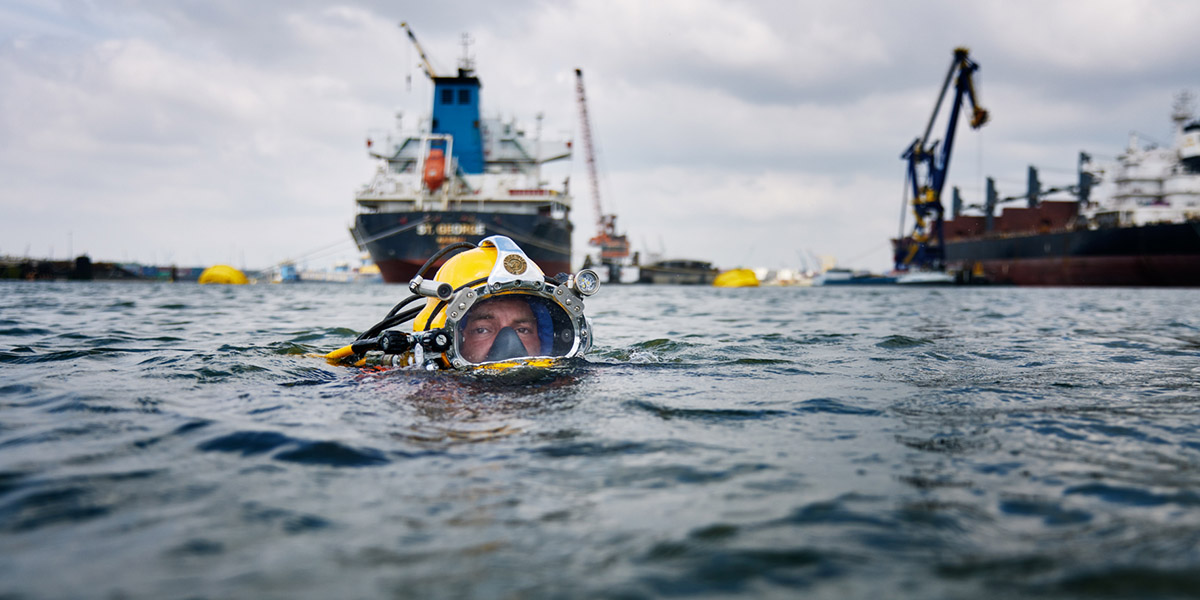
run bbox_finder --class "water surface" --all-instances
[2,281,1199,598]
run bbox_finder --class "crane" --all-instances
[400,21,438,79]
[574,68,630,279]
[894,47,989,272]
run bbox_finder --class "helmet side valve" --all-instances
[409,275,453,300]
[377,331,414,354]
[419,329,452,353]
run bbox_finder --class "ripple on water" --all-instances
[197,430,395,467]
[531,438,700,458]
[1063,483,1200,508]
[273,441,391,467]
[0,384,36,396]
[0,470,160,533]
[877,335,934,349]
[625,399,789,422]
[791,398,882,416]
[239,500,333,534]
[0,349,101,364]
[999,496,1093,526]
[197,430,295,456]
[636,540,832,595]
[0,327,52,336]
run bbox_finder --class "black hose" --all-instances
[385,293,423,319]
[357,306,424,341]
[373,306,424,335]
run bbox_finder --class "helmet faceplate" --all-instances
[442,286,592,369]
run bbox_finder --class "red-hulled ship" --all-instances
[895,60,1200,286]
[941,205,1200,286]
[936,96,1200,286]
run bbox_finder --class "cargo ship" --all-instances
[350,26,573,283]
[897,93,1200,286]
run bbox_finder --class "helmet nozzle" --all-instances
[409,276,453,300]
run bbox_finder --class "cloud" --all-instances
[2,0,1199,272]
[606,166,898,269]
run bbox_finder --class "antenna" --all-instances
[459,32,475,73]
[1172,90,1194,129]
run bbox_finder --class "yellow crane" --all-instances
[400,21,438,79]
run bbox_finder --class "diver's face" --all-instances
[460,297,540,362]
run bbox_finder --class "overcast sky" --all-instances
[3,0,1199,272]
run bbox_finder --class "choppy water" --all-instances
[2,280,1199,599]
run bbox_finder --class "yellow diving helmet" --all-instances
[328,235,599,370]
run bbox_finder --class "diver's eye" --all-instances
[470,326,492,336]
[516,327,533,335]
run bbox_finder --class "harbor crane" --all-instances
[894,47,989,272]
[400,21,438,79]
[574,68,631,282]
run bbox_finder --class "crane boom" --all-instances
[574,69,603,233]
[400,21,438,79]
[894,47,988,272]
[574,68,630,264]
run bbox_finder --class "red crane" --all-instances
[574,69,631,268]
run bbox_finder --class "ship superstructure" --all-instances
[1084,95,1200,227]
[350,25,574,283]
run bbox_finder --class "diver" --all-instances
[326,235,600,370]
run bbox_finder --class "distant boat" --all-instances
[813,268,897,286]
[637,260,719,284]
[271,263,300,284]
[895,270,955,285]
[296,259,383,284]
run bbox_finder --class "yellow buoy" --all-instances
[713,268,759,288]
[198,265,248,285]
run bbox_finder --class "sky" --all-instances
[3,0,1199,273]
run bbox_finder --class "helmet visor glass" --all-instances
[456,294,577,364]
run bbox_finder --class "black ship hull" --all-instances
[944,221,1200,286]
[636,260,719,284]
[353,211,572,283]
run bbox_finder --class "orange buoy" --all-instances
[423,149,446,192]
